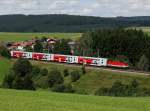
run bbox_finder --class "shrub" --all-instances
[0,45,11,58]
[95,79,150,97]
[52,84,65,92]
[34,76,49,89]
[2,71,15,88]
[48,69,64,87]
[52,84,74,93]
[34,40,43,52]
[23,75,35,90]
[31,66,41,77]
[63,69,69,77]
[137,55,149,71]
[40,68,48,76]
[95,87,109,96]
[12,75,24,90]
[3,58,35,90]
[13,58,32,77]
[70,70,80,82]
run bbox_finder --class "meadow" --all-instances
[0,88,149,111]
[0,32,82,41]
[0,27,150,42]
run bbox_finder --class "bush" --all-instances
[23,75,35,90]
[12,75,24,90]
[95,79,150,97]
[34,76,49,89]
[11,75,35,90]
[31,66,41,77]
[63,69,69,77]
[70,71,80,82]
[52,84,74,93]
[3,58,35,90]
[95,87,109,96]
[2,71,15,88]
[13,58,32,77]
[0,45,11,58]
[40,68,48,76]
[48,69,64,87]
[137,55,149,71]
[109,81,126,96]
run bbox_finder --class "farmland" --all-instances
[0,27,150,42]
[0,88,149,111]
[0,32,82,41]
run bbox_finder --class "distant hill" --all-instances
[0,14,150,32]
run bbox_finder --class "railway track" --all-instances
[31,60,150,76]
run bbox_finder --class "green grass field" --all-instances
[0,88,149,111]
[130,27,150,35]
[0,28,150,42]
[0,58,12,83]
[0,32,82,41]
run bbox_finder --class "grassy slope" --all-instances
[0,32,82,41]
[0,88,149,111]
[0,59,150,94]
[30,61,150,94]
[0,58,12,83]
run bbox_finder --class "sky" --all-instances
[0,0,150,17]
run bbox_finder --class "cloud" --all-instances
[0,0,150,17]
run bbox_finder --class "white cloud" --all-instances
[0,0,150,17]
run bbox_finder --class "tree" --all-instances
[2,71,15,88]
[53,39,71,55]
[13,58,32,77]
[40,68,48,76]
[70,71,80,82]
[79,29,150,66]
[137,55,149,71]
[24,46,33,52]
[109,81,125,96]
[48,69,64,87]
[52,84,74,93]
[23,75,35,90]
[32,66,41,77]
[34,40,43,52]
[63,69,69,77]
[12,75,24,89]
[0,45,11,58]
[3,58,35,90]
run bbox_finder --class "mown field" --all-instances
[0,32,82,41]
[0,27,150,42]
[0,88,149,111]
[130,27,150,35]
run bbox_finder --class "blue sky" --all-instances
[0,0,150,17]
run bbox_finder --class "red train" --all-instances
[10,51,129,68]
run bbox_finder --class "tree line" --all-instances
[1,14,150,32]
[79,28,150,71]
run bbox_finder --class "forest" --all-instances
[79,29,150,70]
[0,14,150,32]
